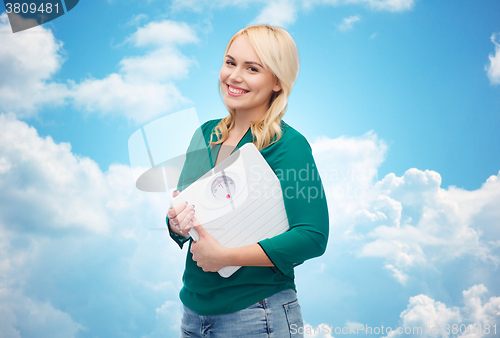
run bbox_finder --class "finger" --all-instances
[192,216,201,226]
[167,201,188,225]
[178,210,195,234]
[167,206,177,220]
[174,201,189,216]
[167,205,183,228]
[176,204,194,232]
[192,223,207,237]
[167,191,181,218]
[177,202,193,220]
[168,217,181,231]
[169,204,193,234]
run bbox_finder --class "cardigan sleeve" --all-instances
[258,135,329,275]
[167,215,190,249]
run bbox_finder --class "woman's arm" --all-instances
[190,221,273,272]
[190,134,329,274]
[256,134,329,275]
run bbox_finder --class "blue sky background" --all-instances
[1,0,499,337]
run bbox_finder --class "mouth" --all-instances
[226,84,249,96]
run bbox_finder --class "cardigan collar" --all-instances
[209,126,253,169]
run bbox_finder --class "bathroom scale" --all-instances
[170,143,289,278]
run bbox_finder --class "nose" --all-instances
[228,66,244,83]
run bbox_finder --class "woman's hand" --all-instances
[167,190,195,237]
[190,218,230,272]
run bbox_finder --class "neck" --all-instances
[232,106,268,133]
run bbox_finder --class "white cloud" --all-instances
[142,300,183,338]
[312,131,387,190]
[486,33,500,85]
[0,114,186,336]
[176,0,417,13]
[338,15,361,31]
[384,263,409,285]
[302,0,415,12]
[71,20,198,123]
[292,135,500,333]
[358,168,500,269]
[170,0,249,12]
[119,49,194,82]
[0,15,197,123]
[70,74,190,123]
[1,116,499,335]
[462,284,500,330]
[127,20,199,48]
[173,0,300,27]
[310,132,500,284]
[119,21,198,82]
[386,285,500,338]
[347,0,415,12]
[0,113,112,234]
[311,131,388,240]
[126,13,149,26]
[0,288,85,338]
[252,0,298,27]
[0,111,186,236]
[0,13,69,115]
[171,0,414,26]
[389,294,461,337]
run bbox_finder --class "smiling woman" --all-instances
[165,24,329,338]
[213,25,300,152]
[219,35,282,125]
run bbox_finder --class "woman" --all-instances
[166,24,329,337]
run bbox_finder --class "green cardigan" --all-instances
[167,118,329,315]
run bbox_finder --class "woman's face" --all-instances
[219,35,281,117]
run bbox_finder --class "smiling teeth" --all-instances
[228,86,248,94]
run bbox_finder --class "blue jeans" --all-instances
[180,289,304,338]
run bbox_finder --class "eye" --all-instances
[225,60,235,66]
[248,66,258,72]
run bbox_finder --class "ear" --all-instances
[273,79,282,92]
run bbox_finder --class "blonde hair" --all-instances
[210,24,300,151]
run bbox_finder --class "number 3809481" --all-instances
[5,3,60,14]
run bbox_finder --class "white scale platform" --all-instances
[171,143,289,278]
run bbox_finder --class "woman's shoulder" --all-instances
[279,120,311,149]
[198,118,224,144]
[262,120,314,169]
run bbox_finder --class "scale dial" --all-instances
[211,175,236,201]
